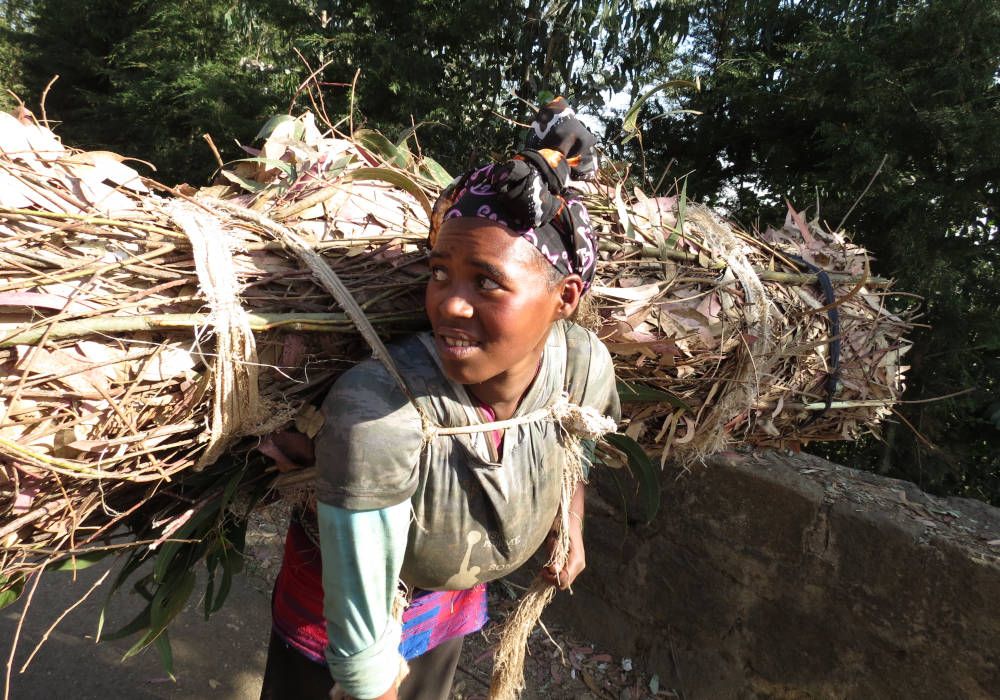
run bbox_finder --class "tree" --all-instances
[645,0,1000,502]
[19,0,299,180]
[0,0,33,110]
[16,0,688,181]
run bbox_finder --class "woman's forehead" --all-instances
[433,218,536,261]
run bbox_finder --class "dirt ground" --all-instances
[244,505,668,700]
[1,505,668,699]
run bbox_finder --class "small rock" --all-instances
[208,679,220,690]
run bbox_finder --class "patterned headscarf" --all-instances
[429,97,600,290]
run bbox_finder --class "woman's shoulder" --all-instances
[562,320,609,354]
[329,334,434,409]
[560,321,614,376]
[557,320,620,418]
[315,334,434,510]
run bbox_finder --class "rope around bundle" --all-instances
[682,206,780,458]
[164,200,266,468]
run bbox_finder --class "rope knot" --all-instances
[549,393,617,440]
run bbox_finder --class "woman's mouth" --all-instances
[436,332,481,357]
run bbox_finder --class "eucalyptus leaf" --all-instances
[664,177,688,251]
[102,602,152,641]
[605,432,660,522]
[231,156,295,179]
[344,167,433,219]
[219,168,266,193]
[153,630,176,682]
[622,79,700,142]
[617,380,690,410]
[121,569,196,661]
[419,156,454,188]
[254,114,298,143]
[354,129,410,168]
[153,501,221,583]
[0,575,23,610]
[46,550,108,571]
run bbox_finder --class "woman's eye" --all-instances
[430,267,448,282]
[479,277,501,291]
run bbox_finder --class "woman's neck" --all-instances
[466,349,545,421]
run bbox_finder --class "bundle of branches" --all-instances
[0,109,913,662]
[588,186,913,466]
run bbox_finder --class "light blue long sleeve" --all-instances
[316,500,411,699]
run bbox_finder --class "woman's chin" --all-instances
[440,361,485,387]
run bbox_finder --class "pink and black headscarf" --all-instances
[429,97,600,290]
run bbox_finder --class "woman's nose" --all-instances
[439,292,474,319]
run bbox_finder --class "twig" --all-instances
[20,568,111,672]
[0,310,423,346]
[537,618,568,666]
[39,75,59,129]
[201,134,225,170]
[348,68,361,137]
[836,153,888,232]
[4,566,45,700]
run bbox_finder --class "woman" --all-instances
[261,98,619,700]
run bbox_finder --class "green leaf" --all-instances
[0,575,24,610]
[219,463,249,513]
[208,551,235,616]
[153,630,176,682]
[418,156,454,188]
[354,129,412,168]
[219,168,266,193]
[153,500,222,583]
[605,432,660,522]
[622,79,700,142]
[231,156,295,179]
[102,603,152,641]
[254,114,299,142]
[122,569,196,661]
[344,167,433,219]
[204,517,246,618]
[617,381,690,410]
[664,177,688,251]
[46,550,109,571]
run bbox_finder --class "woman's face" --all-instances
[425,218,581,401]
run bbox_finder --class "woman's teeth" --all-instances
[444,337,474,348]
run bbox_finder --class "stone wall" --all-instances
[548,451,1000,699]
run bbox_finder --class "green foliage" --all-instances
[605,432,661,522]
[12,0,687,181]
[97,453,271,669]
[18,0,299,181]
[0,0,31,110]
[0,573,24,609]
[643,0,1000,503]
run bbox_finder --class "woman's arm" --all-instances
[541,479,586,590]
[317,501,410,699]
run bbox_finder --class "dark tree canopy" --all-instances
[647,0,1000,501]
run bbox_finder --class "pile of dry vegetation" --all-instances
[0,108,913,665]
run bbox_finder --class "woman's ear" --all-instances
[554,275,584,320]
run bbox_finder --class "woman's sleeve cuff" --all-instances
[325,618,402,699]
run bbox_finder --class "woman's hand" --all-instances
[541,481,586,590]
[329,655,408,700]
[257,429,315,472]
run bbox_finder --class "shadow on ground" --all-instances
[1,555,273,700]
